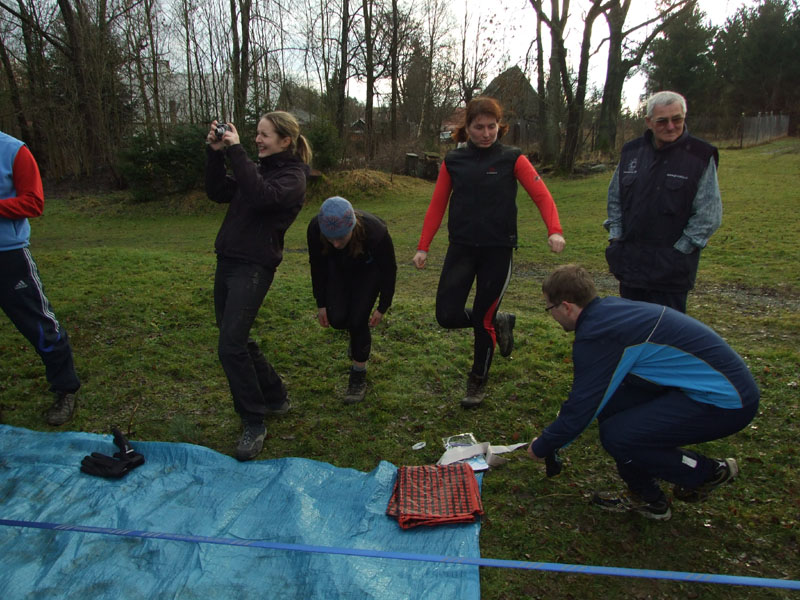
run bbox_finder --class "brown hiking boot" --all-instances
[344,368,367,404]
[496,312,516,357]
[46,392,77,426]
[461,373,487,408]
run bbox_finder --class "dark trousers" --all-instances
[598,380,758,500]
[214,257,285,424]
[435,244,512,377]
[324,262,381,363]
[619,284,688,314]
[0,248,80,394]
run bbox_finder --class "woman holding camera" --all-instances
[307,196,397,404]
[412,96,565,408]
[205,112,311,461]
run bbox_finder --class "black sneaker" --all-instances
[344,368,367,404]
[46,392,77,426]
[235,422,266,461]
[591,489,672,521]
[461,373,487,408]
[496,312,516,357]
[673,458,739,503]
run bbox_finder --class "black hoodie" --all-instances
[206,144,310,269]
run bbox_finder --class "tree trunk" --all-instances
[558,0,604,172]
[596,1,629,154]
[143,0,163,139]
[390,0,398,141]
[335,0,350,136]
[362,0,374,161]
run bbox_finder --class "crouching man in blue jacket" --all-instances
[528,265,759,521]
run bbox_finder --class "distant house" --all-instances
[440,66,540,149]
[481,66,540,149]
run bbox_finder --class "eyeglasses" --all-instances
[653,115,685,127]
[544,303,560,313]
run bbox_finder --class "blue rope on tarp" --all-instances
[1,518,798,590]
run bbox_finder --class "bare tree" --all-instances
[457,3,493,104]
[595,0,696,154]
[229,0,252,125]
[529,0,568,164]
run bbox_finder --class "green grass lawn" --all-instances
[2,139,799,598]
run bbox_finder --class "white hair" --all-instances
[646,91,687,118]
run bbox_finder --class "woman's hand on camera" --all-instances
[207,120,240,149]
[221,122,240,146]
[206,120,225,150]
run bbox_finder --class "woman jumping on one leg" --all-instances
[412,97,565,407]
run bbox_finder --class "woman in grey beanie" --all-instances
[307,197,397,403]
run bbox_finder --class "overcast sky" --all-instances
[451,0,762,111]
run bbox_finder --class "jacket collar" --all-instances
[645,126,690,152]
[259,150,297,168]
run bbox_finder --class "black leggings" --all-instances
[435,244,513,377]
[325,262,381,363]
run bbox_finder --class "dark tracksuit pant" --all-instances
[0,248,80,394]
[435,244,512,378]
[324,260,381,363]
[619,284,688,314]
[214,257,286,424]
[598,378,758,501]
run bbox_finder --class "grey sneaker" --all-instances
[235,422,267,461]
[344,368,367,404]
[496,312,516,357]
[673,458,739,503]
[46,392,77,426]
[264,397,291,416]
[461,373,487,408]
[591,489,672,521]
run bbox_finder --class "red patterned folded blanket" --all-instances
[386,463,483,529]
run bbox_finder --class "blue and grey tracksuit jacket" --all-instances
[0,132,30,250]
[531,297,760,458]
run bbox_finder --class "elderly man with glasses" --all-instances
[604,91,722,313]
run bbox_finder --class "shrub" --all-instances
[118,124,208,202]
[304,118,342,172]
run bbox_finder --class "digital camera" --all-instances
[214,119,230,140]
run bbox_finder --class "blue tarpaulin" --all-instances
[0,425,481,599]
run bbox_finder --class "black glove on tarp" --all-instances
[80,427,145,479]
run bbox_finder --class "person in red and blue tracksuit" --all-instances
[413,97,565,408]
[0,130,80,426]
[528,265,759,521]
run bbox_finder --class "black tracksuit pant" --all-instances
[0,248,80,394]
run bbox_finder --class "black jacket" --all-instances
[307,211,397,314]
[206,145,309,269]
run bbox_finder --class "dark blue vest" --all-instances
[606,128,718,292]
